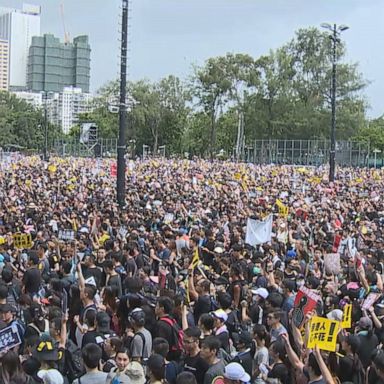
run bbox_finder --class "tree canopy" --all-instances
[2,27,380,157]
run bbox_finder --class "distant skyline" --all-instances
[1,0,384,117]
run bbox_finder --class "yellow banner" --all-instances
[341,304,352,329]
[307,316,339,352]
[13,233,32,249]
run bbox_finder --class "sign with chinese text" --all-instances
[307,316,339,352]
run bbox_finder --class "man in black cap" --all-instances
[232,331,253,378]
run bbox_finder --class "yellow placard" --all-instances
[276,199,289,217]
[13,233,32,249]
[341,304,352,329]
[307,316,339,352]
[48,164,57,173]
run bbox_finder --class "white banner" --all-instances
[245,215,273,246]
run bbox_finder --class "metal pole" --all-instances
[44,99,48,161]
[117,0,128,207]
[329,24,337,182]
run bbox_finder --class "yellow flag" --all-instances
[191,248,200,269]
[307,316,339,352]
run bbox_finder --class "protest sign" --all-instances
[0,324,21,352]
[110,163,117,177]
[307,316,339,352]
[341,304,352,329]
[292,286,321,328]
[324,253,341,275]
[245,215,273,247]
[275,199,289,217]
[13,233,32,249]
[58,230,75,241]
[362,292,381,310]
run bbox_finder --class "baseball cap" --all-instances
[251,287,269,300]
[237,331,252,346]
[224,362,250,383]
[129,308,146,325]
[96,311,111,333]
[211,309,228,322]
[359,317,373,330]
[214,246,224,254]
[33,339,60,361]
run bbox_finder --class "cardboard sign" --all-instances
[307,316,339,352]
[0,324,21,352]
[292,286,321,328]
[324,253,341,275]
[362,292,381,310]
[13,233,32,249]
[341,304,352,329]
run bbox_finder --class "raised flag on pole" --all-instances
[245,215,273,247]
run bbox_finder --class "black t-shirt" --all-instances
[23,267,41,295]
[184,353,209,384]
[358,333,379,368]
[83,266,103,289]
[193,295,211,323]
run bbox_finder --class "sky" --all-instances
[2,0,384,117]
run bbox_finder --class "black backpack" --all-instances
[64,339,85,382]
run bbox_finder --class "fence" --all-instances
[243,140,370,167]
[52,138,117,158]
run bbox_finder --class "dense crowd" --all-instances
[0,156,383,384]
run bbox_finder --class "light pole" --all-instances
[321,23,349,182]
[117,0,129,207]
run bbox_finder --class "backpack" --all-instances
[7,285,19,309]
[129,331,147,363]
[160,317,184,352]
[64,339,85,382]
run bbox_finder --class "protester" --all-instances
[0,157,383,384]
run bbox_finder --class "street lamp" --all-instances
[321,23,349,182]
[117,0,129,207]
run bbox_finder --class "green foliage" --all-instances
[0,91,60,151]
[7,27,374,156]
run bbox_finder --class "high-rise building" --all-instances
[0,39,9,90]
[27,34,91,93]
[14,87,94,134]
[0,4,41,89]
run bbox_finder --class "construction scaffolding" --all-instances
[243,139,370,167]
[52,138,117,158]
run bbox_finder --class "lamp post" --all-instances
[321,23,349,182]
[117,0,129,207]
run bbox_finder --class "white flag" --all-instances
[245,215,273,246]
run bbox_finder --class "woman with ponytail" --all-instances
[338,334,365,384]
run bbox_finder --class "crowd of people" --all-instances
[0,156,383,384]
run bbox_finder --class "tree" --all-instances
[0,91,60,151]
